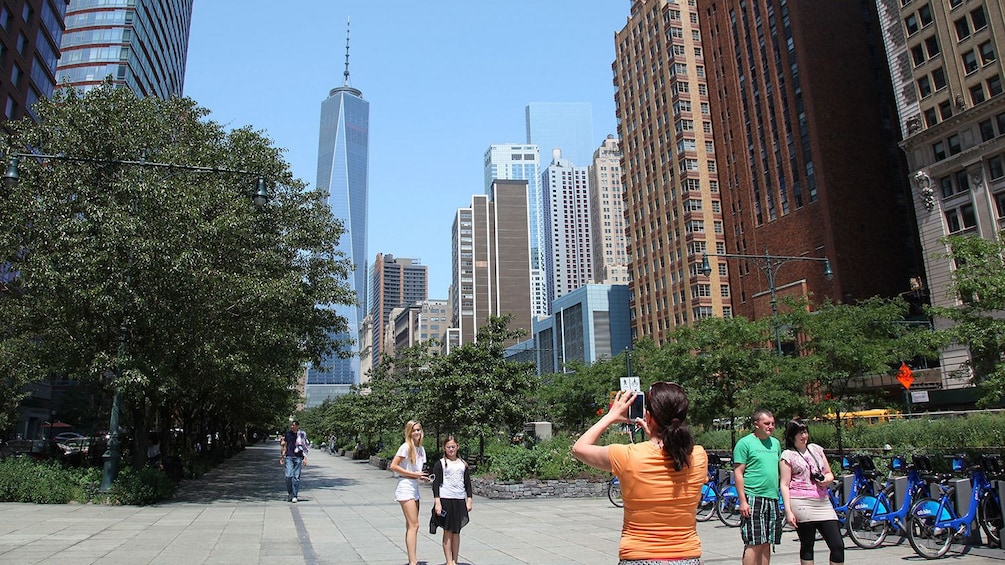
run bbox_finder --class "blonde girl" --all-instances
[389,420,429,565]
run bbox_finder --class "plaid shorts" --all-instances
[740,495,783,547]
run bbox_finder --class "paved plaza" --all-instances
[0,442,1002,564]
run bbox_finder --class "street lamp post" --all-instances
[702,249,833,355]
[3,152,270,491]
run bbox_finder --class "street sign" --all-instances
[620,377,641,392]
[911,390,930,403]
[896,362,914,390]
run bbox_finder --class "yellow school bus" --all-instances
[820,409,899,426]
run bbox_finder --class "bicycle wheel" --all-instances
[696,482,717,521]
[979,492,1003,547]
[607,479,623,507]
[847,495,890,549]
[907,498,953,559]
[716,484,742,527]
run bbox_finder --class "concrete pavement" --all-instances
[0,442,1002,564]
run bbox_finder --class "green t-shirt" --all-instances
[733,433,781,499]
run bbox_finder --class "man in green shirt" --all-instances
[733,408,783,565]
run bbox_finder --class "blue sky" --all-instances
[184,2,628,298]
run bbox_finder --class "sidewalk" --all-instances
[0,443,1001,564]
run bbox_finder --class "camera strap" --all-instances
[798,445,822,474]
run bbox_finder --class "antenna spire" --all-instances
[343,17,351,87]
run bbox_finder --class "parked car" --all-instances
[54,432,86,442]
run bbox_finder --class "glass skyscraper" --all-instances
[525,102,595,169]
[307,54,369,406]
[55,0,193,98]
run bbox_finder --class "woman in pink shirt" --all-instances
[779,420,844,565]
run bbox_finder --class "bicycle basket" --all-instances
[951,455,967,473]
[889,455,905,471]
[981,455,1002,476]
[912,454,932,472]
[857,455,876,471]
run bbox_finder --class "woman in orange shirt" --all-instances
[573,382,707,565]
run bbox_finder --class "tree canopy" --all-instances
[0,84,354,457]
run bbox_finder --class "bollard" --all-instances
[892,475,908,510]
[950,477,981,546]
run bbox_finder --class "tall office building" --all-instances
[614,0,732,343]
[699,0,919,339]
[525,102,595,168]
[449,180,532,346]
[589,135,629,284]
[879,0,1004,391]
[55,0,192,98]
[306,26,369,406]
[542,148,593,304]
[0,0,69,124]
[483,143,548,318]
[370,254,428,367]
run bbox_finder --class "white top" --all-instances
[394,442,426,477]
[439,458,467,499]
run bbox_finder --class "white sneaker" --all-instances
[291,497,298,503]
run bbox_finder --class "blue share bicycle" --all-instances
[827,453,879,534]
[907,454,1004,559]
[697,452,726,521]
[846,454,933,549]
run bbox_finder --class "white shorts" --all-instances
[394,478,420,501]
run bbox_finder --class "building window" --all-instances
[954,170,971,193]
[940,176,954,198]
[924,107,938,127]
[925,36,940,57]
[955,17,971,41]
[720,284,730,298]
[933,140,947,160]
[980,41,996,65]
[971,6,987,31]
[4,96,15,119]
[980,119,996,141]
[989,155,1004,180]
[948,134,962,155]
[963,51,979,74]
[988,75,1003,97]
[911,44,926,66]
[905,13,920,35]
[945,203,976,233]
[938,100,953,119]
[932,67,947,90]
[972,84,987,105]
[918,76,932,98]
[995,190,1005,218]
[918,3,933,26]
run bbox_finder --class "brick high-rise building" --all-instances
[449,180,532,346]
[614,0,732,342]
[699,0,920,334]
[0,0,69,124]
[369,254,428,367]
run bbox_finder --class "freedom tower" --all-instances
[306,22,369,406]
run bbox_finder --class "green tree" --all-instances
[430,315,536,454]
[932,234,1005,406]
[0,84,353,463]
[656,316,796,446]
[785,297,939,453]
[535,357,619,432]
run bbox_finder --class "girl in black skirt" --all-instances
[430,436,473,565]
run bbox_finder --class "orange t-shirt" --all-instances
[608,442,707,560]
